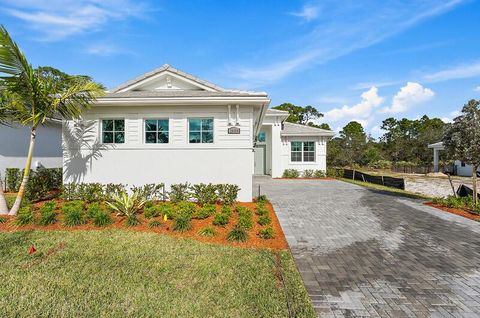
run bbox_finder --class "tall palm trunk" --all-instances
[8,127,36,215]
[0,174,8,214]
[473,165,478,205]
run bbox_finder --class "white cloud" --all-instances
[3,0,148,40]
[371,125,386,138]
[322,87,384,122]
[475,86,480,91]
[423,62,480,82]
[230,0,464,85]
[381,82,434,114]
[290,4,321,22]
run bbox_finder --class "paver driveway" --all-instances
[254,177,480,318]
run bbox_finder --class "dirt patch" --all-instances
[424,202,480,222]
[0,201,289,251]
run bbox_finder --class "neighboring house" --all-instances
[63,65,334,201]
[0,120,63,178]
[428,141,479,177]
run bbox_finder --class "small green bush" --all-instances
[258,227,275,239]
[256,205,268,216]
[255,195,269,204]
[302,169,315,178]
[237,206,253,229]
[144,206,160,219]
[220,205,232,217]
[190,183,218,205]
[313,170,326,178]
[62,201,85,226]
[176,201,197,218]
[326,167,343,178]
[148,220,163,228]
[5,168,21,192]
[212,213,229,227]
[258,215,271,226]
[196,204,216,219]
[38,201,57,225]
[227,225,248,242]
[125,215,140,227]
[0,216,7,224]
[92,209,112,227]
[158,202,176,219]
[173,215,192,232]
[169,183,191,203]
[198,227,216,237]
[130,183,165,201]
[144,201,154,209]
[15,206,34,226]
[86,202,103,219]
[216,184,240,205]
[282,169,300,178]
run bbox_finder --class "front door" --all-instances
[254,146,266,175]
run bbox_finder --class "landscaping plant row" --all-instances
[432,195,480,214]
[282,169,327,179]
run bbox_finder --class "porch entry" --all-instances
[254,145,266,175]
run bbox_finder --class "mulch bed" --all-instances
[0,201,289,251]
[424,202,480,221]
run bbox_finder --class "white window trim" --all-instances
[143,118,170,144]
[187,117,215,144]
[290,141,316,163]
[100,118,126,144]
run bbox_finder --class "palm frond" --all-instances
[52,81,105,120]
[0,25,34,80]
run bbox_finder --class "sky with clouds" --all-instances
[1,0,479,137]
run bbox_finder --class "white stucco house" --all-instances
[63,65,334,201]
[428,141,479,177]
[0,120,63,178]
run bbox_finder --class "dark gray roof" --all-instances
[101,90,268,99]
[281,122,335,137]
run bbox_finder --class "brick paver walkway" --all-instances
[254,177,480,318]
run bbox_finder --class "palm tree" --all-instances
[0,25,105,215]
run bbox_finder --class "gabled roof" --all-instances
[104,90,267,99]
[281,122,335,137]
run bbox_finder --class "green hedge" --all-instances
[5,168,62,201]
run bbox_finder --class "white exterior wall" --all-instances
[63,105,255,201]
[259,116,284,178]
[280,136,328,174]
[0,123,63,177]
[454,160,479,177]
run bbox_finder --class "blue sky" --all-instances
[1,0,480,137]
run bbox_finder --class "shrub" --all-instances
[176,201,197,218]
[258,215,271,226]
[198,227,216,237]
[190,183,218,205]
[216,184,240,205]
[38,201,57,225]
[144,200,154,209]
[0,216,7,224]
[86,202,103,219]
[158,202,176,220]
[255,195,269,204]
[302,169,315,178]
[5,168,20,192]
[220,205,233,217]
[148,220,163,228]
[62,201,85,226]
[196,204,216,219]
[258,227,275,239]
[103,183,126,201]
[327,167,343,178]
[212,213,230,227]
[313,170,326,178]
[15,206,34,226]
[144,206,160,219]
[227,225,248,242]
[169,183,191,203]
[107,191,146,219]
[125,215,140,227]
[61,183,126,202]
[369,160,393,169]
[282,169,299,178]
[256,205,268,216]
[237,206,253,229]
[92,209,113,227]
[173,215,192,232]
[130,183,165,201]
[79,183,104,203]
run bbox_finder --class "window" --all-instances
[145,119,169,143]
[291,141,315,162]
[461,161,466,167]
[189,118,213,143]
[102,119,125,144]
[258,131,266,142]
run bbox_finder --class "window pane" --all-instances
[102,120,113,131]
[189,119,201,131]
[202,131,214,143]
[304,152,315,162]
[291,142,302,152]
[304,142,315,151]
[145,132,156,143]
[145,120,157,132]
[202,118,213,131]
[291,152,302,162]
[258,131,266,142]
[189,132,201,143]
[103,132,113,143]
[158,132,169,143]
[114,132,125,144]
[158,120,169,132]
[114,120,125,132]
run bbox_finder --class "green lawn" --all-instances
[0,230,314,317]
[339,178,432,200]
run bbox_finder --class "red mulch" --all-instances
[0,201,289,251]
[424,202,480,221]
